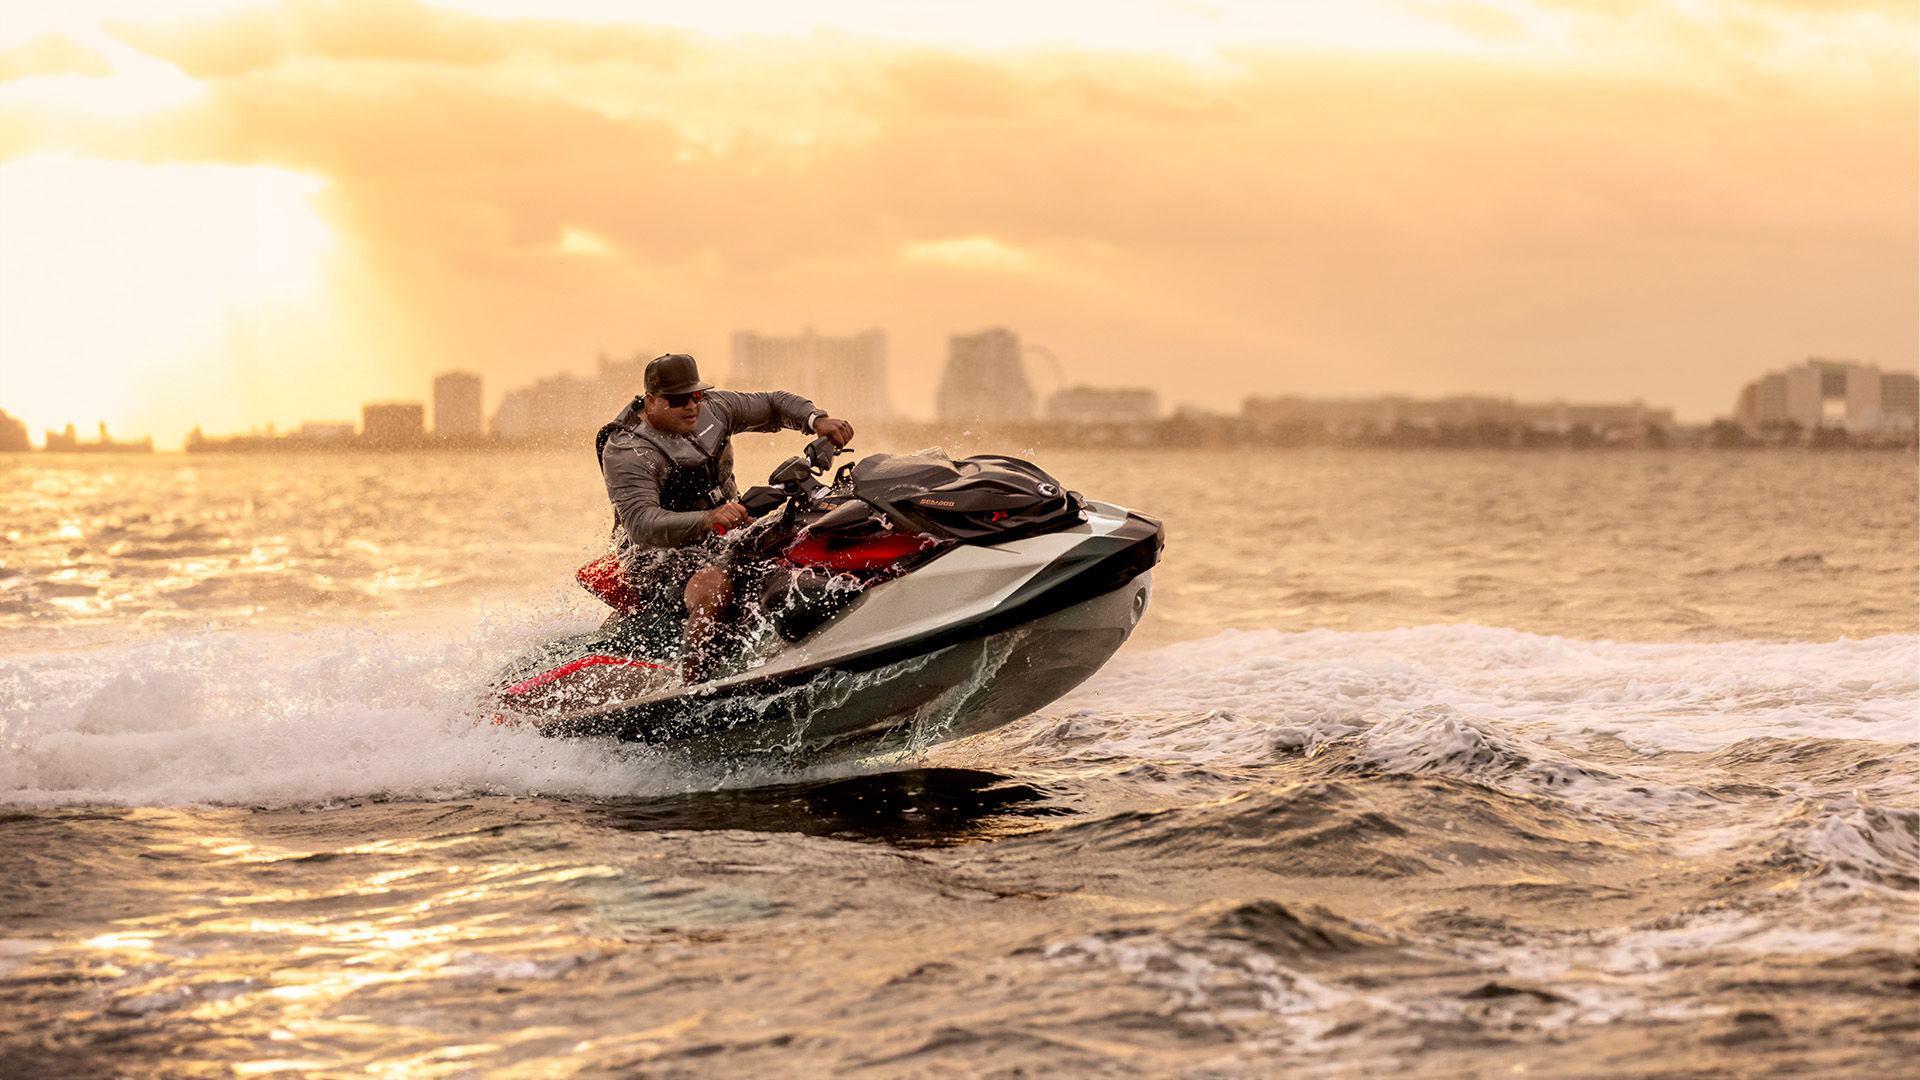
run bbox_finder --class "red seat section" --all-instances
[577,554,646,613]
[784,533,937,572]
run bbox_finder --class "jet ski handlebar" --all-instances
[803,434,841,472]
[739,435,848,519]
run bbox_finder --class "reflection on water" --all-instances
[0,777,1077,1078]
[585,767,1072,847]
[2,449,1915,653]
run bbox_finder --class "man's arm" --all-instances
[709,389,818,436]
[602,437,710,549]
[712,390,854,447]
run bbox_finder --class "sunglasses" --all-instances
[657,391,705,408]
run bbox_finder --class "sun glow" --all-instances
[0,154,333,445]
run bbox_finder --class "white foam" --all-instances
[1597,904,1916,961]
[3,624,1914,808]
[1771,798,1919,892]
[1044,931,1347,1021]
[0,618,708,807]
[1045,626,1920,757]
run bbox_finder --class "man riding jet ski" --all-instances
[597,353,856,683]
[491,354,1164,761]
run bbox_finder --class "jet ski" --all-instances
[491,436,1163,761]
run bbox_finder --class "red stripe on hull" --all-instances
[504,654,667,695]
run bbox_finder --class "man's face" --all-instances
[643,391,704,435]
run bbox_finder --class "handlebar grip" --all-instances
[740,486,786,516]
[804,435,841,472]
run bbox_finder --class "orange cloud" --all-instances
[101,0,513,78]
[1412,4,1535,45]
[0,34,115,81]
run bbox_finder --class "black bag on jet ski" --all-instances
[849,453,1085,542]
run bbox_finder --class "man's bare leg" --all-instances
[681,566,733,683]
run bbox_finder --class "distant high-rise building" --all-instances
[492,374,593,439]
[0,409,28,452]
[361,402,425,446]
[937,328,1035,422]
[1733,357,1915,433]
[296,422,353,441]
[432,371,483,438]
[1046,386,1160,423]
[490,390,533,440]
[490,353,653,440]
[730,329,890,419]
[1882,371,1919,429]
[1735,372,1792,428]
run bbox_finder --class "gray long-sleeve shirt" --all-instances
[599,389,818,555]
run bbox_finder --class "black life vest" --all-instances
[595,406,725,514]
[657,456,723,513]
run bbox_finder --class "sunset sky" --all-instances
[1,0,1914,446]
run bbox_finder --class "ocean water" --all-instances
[1,445,1914,1079]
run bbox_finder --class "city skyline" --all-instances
[1,2,1914,448]
[16,345,1920,449]
[10,334,1915,446]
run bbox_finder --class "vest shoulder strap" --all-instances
[595,408,723,490]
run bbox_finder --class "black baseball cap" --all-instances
[645,354,715,396]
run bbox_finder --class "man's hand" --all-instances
[704,502,751,533]
[812,416,855,447]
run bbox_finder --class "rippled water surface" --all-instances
[2,446,1915,1079]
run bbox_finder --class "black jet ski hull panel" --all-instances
[538,567,1152,760]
